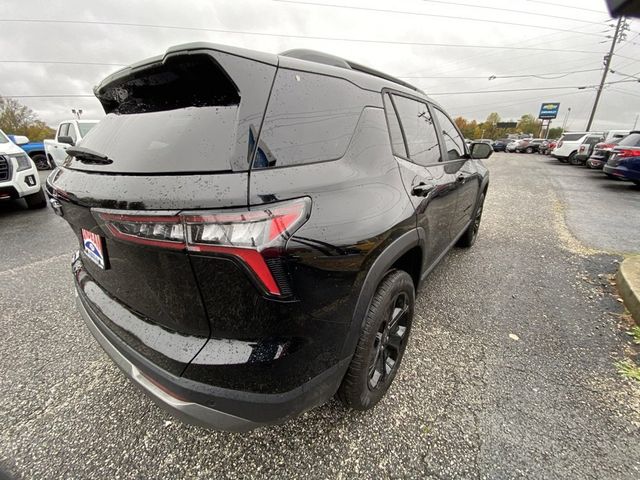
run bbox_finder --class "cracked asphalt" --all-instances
[1,153,639,479]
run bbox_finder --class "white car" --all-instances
[551,132,603,163]
[0,129,46,208]
[44,119,99,167]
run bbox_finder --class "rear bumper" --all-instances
[603,164,639,181]
[76,294,258,431]
[74,257,350,431]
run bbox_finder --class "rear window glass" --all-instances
[253,69,365,168]
[560,133,585,141]
[69,107,239,173]
[618,133,640,147]
[67,53,249,174]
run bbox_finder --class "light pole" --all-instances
[71,109,83,119]
[561,107,571,134]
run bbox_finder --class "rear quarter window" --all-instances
[560,133,586,141]
[253,69,370,168]
[618,133,640,147]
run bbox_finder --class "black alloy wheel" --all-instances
[368,291,410,390]
[337,270,414,410]
[31,153,50,170]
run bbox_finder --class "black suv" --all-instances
[46,43,491,431]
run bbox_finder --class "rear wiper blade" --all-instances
[66,146,113,165]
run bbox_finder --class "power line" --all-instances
[0,59,125,67]
[0,19,609,54]
[524,0,609,15]
[400,67,603,80]
[419,0,609,25]
[1,95,95,98]
[607,88,640,99]
[9,80,635,100]
[450,90,591,117]
[429,79,638,95]
[274,1,608,38]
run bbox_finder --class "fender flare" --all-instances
[339,228,422,359]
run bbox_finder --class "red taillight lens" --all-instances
[94,197,311,296]
[617,149,640,158]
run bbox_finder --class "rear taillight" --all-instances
[617,149,640,158]
[94,197,311,296]
[597,143,615,150]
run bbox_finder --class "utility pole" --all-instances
[586,17,624,131]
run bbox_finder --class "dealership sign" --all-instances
[539,102,560,119]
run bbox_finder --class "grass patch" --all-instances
[626,325,640,345]
[616,360,640,382]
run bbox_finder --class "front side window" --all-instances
[433,108,465,160]
[67,124,78,143]
[391,94,440,166]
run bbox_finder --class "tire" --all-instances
[568,151,578,165]
[525,147,533,154]
[31,153,50,170]
[457,193,485,248]
[24,188,47,209]
[337,270,414,410]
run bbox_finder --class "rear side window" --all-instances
[560,133,586,141]
[618,133,640,147]
[391,95,441,166]
[254,70,365,168]
[433,108,465,160]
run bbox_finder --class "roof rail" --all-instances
[279,49,423,94]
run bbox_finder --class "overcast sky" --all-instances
[1,0,638,132]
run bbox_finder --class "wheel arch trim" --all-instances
[339,228,423,359]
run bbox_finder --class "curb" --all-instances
[617,256,640,324]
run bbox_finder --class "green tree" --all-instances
[0,95,55,141]
[548,127,563,139]
[516,114,542,136]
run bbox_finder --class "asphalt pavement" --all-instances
[1,155,639,479]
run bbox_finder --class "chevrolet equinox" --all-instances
[46,43,491,431]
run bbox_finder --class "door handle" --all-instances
[456,174,467,184]
[411,182,435,197]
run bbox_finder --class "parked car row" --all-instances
[551,130,640,185]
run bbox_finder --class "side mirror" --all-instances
[58,136,75,146]
[470,142,493,159]
[12,135,30,145]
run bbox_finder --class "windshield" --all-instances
[0,130,9,144]
[78,122,97,137]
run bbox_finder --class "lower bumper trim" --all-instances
[76,295,260,432]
